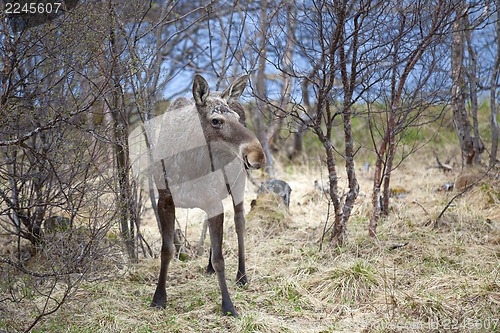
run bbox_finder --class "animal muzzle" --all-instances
[242,141,266,169]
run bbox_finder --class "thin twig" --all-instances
[412,199,429,216]
[436,165,494,222]
[389,242,409,250]
[319,200,332,252]
[434,154,453,172]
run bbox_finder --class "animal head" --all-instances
[191,74,265,170]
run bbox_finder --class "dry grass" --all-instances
[2,150,499,333]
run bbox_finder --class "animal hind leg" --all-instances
[206,247,215,275]
[192,213,215,274]
[201,215,216,274]
[208,211,237,316]
[198,216,209,256]
[151,189,176,308]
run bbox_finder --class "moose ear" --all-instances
[221,75,248,102]
[193,74,210,106]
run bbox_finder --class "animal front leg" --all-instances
[233,201,247,286]
[151,189,176,308]
[208,212,237,317]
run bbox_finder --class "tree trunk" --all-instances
[321,136,343,246]
[381,109,396,217]
[111,90,136,261]
[451,8,474,166]
[490,0,500,167]
[332,23,359,245]
[369,128,389,237]
[254,0,273,175]
[339,105,359,240]
[465,18,481,164]
[109,7,137,260]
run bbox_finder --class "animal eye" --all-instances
[211,118,223,128]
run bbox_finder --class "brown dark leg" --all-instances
[205,215,215,274]
[208,212,237,317]
[233,201,247,286]
[206,248,215,275]
[151,189,175,308]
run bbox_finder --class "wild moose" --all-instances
[131,74,265,317]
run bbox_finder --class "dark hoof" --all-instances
[236,273,248,286]
[206,264,216,275]
[151,292,166,309]
[222,303,238,317]
[151,300,166,309]
[224,310,238,317]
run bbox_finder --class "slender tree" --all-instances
[368,0,457,236]
[262,0,386,245]
[451,1,475,166]
[490,0,500,167]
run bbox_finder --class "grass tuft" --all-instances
[306,259,380,305]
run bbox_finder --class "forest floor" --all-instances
[5,146,500,333]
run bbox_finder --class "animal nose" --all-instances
[244,149,266,169]
[244,155,259,169]
[249,161,262,169]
